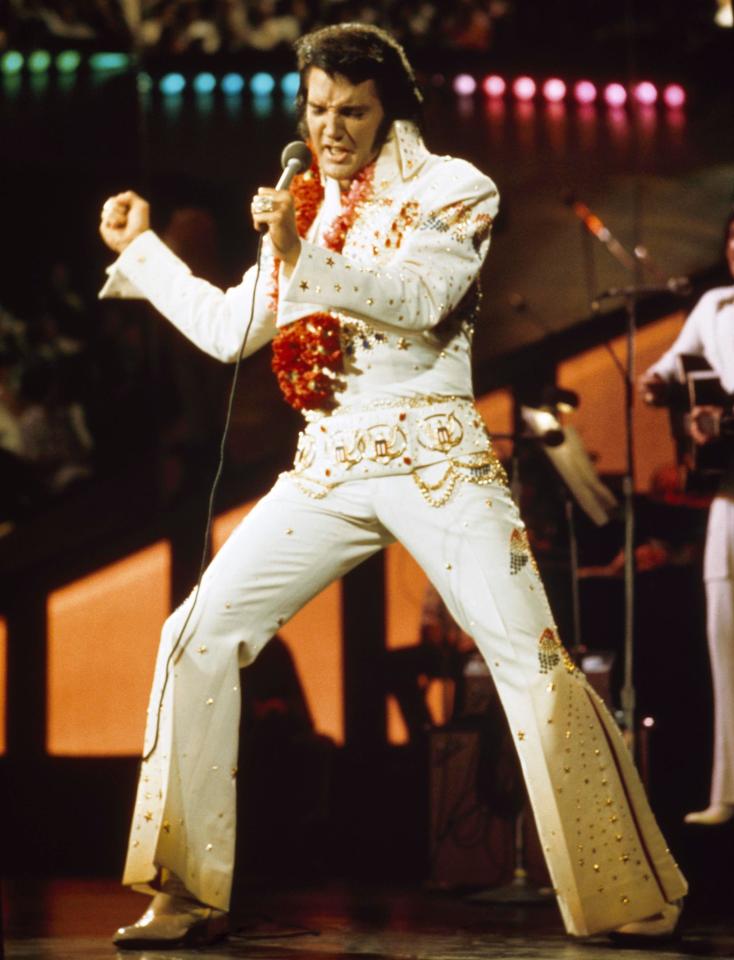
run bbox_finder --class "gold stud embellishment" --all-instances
[509,527,540,576]
[538,627,577,675]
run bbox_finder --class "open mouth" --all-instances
[324,146,351,163]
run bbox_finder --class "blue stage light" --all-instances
[280,71,300,98]
[160,72,186,95]
[221,72,245,95]
[251,72,275,96]
[193,72,217,94]
[89,52,131,71]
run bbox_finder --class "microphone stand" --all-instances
[571,200,687,752]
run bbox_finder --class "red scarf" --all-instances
[269,156,376,411]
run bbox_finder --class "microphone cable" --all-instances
[141,231,266,764]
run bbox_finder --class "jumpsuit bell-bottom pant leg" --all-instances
[703,495,734,807]
[122,469,686,936]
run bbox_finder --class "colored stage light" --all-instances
[604,82,627,107]
[482,74,506,97]
[221,72,245,95]
[89,52,131,71]
[160,72,186,95]
[542,78,566,102]
[193,72,217,94]
[56,50,81,73]
[512,76,536,100]
[251,72,275,96]
[573,80,597,104]
[137,71,153,93]
[453,74,476,96]
[280,71,300,98]
[28,50,51,74]
[633,81,658,105]
[1,51,24,75]
[663,83,686,108]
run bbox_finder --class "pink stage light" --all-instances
[453,73,477,96]
[663,83,686,108]
[513,76,536,101]
[604,82,627,107]
[573,80,597,105]
[542,78,566,102]
[633,81,658,105]
[482,74,506,97]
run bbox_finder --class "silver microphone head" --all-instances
[280,141,312,174]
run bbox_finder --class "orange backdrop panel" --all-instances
[47,542,171,756]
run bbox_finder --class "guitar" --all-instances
[666,354,734,491]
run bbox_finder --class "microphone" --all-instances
[256,141,312,234]
[540,428,566,447]
[276,141,312,190]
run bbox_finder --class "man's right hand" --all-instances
[99,190,150,254]
[638,371,669,406]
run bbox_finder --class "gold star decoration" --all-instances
[325,256,335,267]
[299,280,309,292]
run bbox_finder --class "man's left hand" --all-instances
[251,189,301,268]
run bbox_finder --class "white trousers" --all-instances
[124,469,686,936]
[704,495,734,805]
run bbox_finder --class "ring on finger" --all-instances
[252,195,274,214]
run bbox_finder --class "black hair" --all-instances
[293,24,424,144]
[724,207,734,250]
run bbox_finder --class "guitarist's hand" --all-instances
[639,372,669,406]
[690,405,722,445]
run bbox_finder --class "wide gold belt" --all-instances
[283,395,508,502]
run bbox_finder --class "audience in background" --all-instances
[5,0,509,55]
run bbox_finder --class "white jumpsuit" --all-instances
[101,120,687,936]
[648,284,734,810]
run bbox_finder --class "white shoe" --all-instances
[612,899,681,939]
[113,888,229,949]
[684,803,734,825]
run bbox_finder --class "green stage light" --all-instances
[89,52,131,71]
[1,51,24,75]
[28,50,52,74]
[137,71,153,93]
[56,50,81,73]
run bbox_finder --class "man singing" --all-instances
[99,23,685,949]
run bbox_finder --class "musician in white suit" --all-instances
[99,23,686,950]
[642,208,734,827]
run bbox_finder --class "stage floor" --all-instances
[3,878,734,959]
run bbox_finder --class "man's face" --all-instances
[305,67,386,189]
[727,220,734,279]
